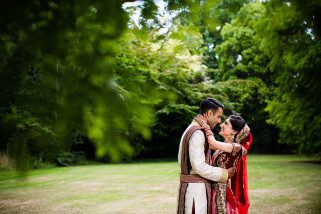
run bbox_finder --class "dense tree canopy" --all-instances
[0,0,166,171]
[1,0,321,172]
[259,0,321,154]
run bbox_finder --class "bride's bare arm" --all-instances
[206,134,233,153]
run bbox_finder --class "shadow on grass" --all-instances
[293,160,321,165]
[129,158,176,163]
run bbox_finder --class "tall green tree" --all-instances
[260,0,321,155]
[215,2,271,82]
[116,27,211,158]
[212,2,281,153]
[162,1,283,153]
[166,0,250,71]
[0,0,164,171]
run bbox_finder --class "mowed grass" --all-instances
[0,155,321,214]
[247,155,321,213]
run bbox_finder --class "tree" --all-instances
[0,0,165,171]
[210,2,283,153]
[116,27,210,158]
[166,0,251,81]
[259,0,321,155]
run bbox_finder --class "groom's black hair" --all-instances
[199,97,224,115]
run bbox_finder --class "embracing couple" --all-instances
[177,97,253,214]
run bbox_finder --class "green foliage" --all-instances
[2,0,320,169]
[0,0,169,171]
[55,151,86,167]
[167,0,251,73]
[2,103,58,171]
[259,0,321,154]
[116,28,210,158]
[209,2,281,153]
[214,2,272,82]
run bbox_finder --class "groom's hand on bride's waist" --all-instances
[227,167,236,179]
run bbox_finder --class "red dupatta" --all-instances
[231,132,253,214]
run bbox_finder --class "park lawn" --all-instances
[0,155,321,214]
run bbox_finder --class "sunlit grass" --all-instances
[247,155,321,213]
[0,155,321,213]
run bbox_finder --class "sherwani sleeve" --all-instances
[189,130,228,182]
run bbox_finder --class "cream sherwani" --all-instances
[178,122,227,214]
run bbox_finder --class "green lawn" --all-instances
[1,155,321,213]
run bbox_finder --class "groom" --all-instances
[177,97,235,214]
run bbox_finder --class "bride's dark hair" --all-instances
[229,115,245,132]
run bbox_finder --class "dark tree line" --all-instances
[1,0,321,171]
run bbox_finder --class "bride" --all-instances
[195,114,253,214]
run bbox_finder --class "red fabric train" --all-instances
[231,132,253,214]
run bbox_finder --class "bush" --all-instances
[55,151,86,167]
